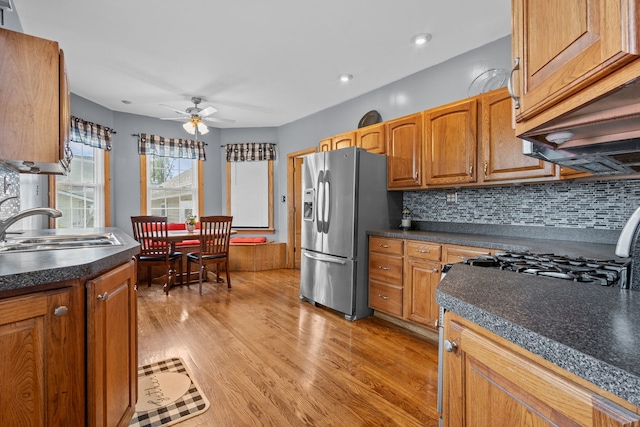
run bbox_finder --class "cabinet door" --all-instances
[87,260,138,427]
[0,286,84,427]
[404,259,440,328]
[318,137,332,152]
[443,245,492,265]
[333,131,355,150]
[480,89,555,182]
[425,99,477,185]
[512,0,640,123]
[0,28,60,166]
[444,313,640,426]
[356,123,386,154]
[386,113,423,189]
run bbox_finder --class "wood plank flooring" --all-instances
[137,269,440,426]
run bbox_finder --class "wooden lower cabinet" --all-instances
[443,312,640,426]
[0,284,84,427]
[0,258,137,427]
[369,236,496,332]
[87,259,138,427]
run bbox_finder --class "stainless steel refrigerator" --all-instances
[300,146,400,321]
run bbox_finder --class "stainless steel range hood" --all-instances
[523,139,640,175]
[519,76,640,176]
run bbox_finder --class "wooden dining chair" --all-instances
[131,215,183,295]
[186,216,233,294]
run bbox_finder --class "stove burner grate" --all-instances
[465,252,629,288]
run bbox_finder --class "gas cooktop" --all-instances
[464,252,629,288]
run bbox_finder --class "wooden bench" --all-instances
[229,239,286,272]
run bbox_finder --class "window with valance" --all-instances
[70,116,113,150]
[138,133,206,161]
[225,142,276,162]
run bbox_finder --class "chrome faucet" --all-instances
[0,196,63,241]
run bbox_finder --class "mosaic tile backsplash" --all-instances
[403,179,640,231]
[0,164,20,217]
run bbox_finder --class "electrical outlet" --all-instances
[446,192,457,204]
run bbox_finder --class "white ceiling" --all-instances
[13,0,511,129]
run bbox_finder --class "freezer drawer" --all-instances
[300,250,355,319]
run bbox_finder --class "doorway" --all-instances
[286,147,316,269]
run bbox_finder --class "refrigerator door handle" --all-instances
[303,252,347,265]
[316,171,324,233]
[323,170,331,234]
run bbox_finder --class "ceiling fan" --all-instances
[160,96,235,136]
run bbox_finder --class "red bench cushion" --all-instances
[230,237,267,244]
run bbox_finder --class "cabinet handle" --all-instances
[378,266,391,271]
[457,256,465,260]
[96,292,108,300]
[484,161,488,177]
[444,340,458,353]
[414,172,419,181]
[507,57,521,109]
[469,163,473,176]
[53,306,68,317]
[379,244,389,248]
[378,294,390,300]
[416,249,430,253]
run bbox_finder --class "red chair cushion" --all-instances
[167,223,186,230]
[230,237,267,244]
[176,239,201,246]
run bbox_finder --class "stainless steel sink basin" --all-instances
[0,232,122,253]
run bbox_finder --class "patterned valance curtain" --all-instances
[70,116,113,150]
[225,143,276,162]
[137,133,206,160]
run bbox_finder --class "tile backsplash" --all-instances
[0,164,19,216]
[404,179,640,230]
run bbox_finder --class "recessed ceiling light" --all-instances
[338,74,353,83]
[411,33,432,45]
[121,100,132,104]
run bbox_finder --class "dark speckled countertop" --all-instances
[367,228,639,407]
[0,227,139,296]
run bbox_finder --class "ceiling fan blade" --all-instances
[159,117,188,121]
[203,116,236,124]
[160,104,190,116]
[197,106,218,117]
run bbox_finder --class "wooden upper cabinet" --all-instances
[480,88,556,182]
[333,131,355,150]
[386,113,423,189]
[356,123,386,154]
[318,137,332,152]
[0,28,70,174]
[511,0,640,127]
[425,99,477,186]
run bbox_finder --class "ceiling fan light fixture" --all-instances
[183,121,196,135]
[197,122,209,135]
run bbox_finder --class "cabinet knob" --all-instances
[378,266,391,271]
[444,340,458,353]
[97,292,108,300]
[378,294,390,300]
[432,268,439,273]
[507,57,521,109]
[53,306,68,317]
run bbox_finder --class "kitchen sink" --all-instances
[0,232,122,253]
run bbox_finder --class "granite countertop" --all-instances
[369,227,639,406]
[436,264,640,407]
[0,227,140,296]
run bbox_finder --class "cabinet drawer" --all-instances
[369,236,403,255]
[405,241,441,261]
[369,252,403,284]
[444,246,492,264]
[369,280,403,317]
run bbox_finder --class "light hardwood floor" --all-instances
[137,269,440,426]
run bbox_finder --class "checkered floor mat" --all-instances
[129,357,210,427]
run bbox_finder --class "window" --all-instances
[54,141,108,228]
[141,154,202,222]
[226,160,274,233]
